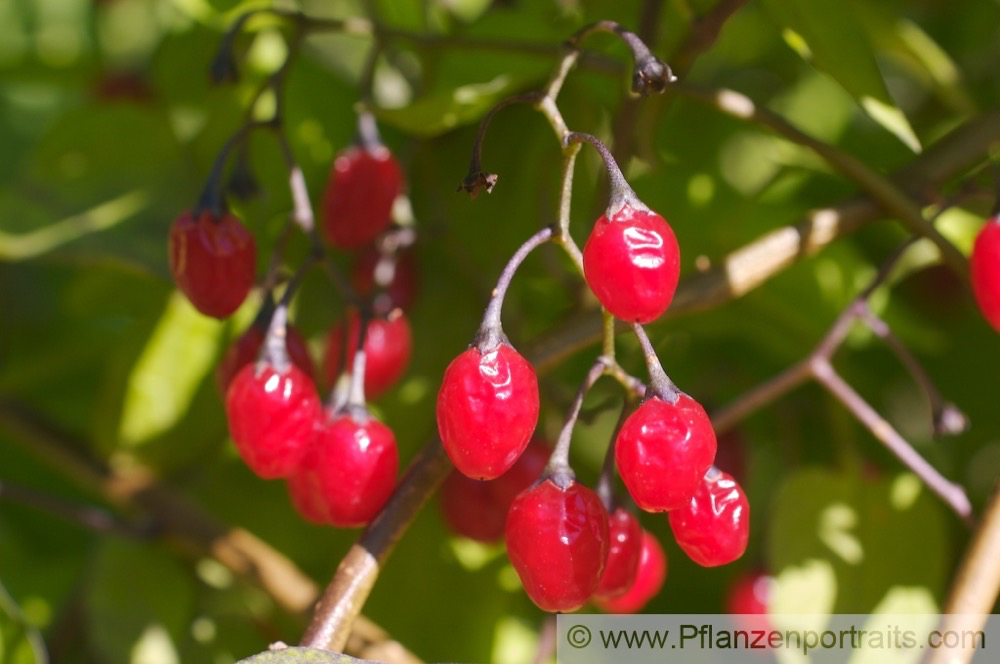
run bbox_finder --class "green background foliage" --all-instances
[1,0,999,662]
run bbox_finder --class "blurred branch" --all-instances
[0,400,422,664]
[926,483,1000,664]
[526,106,1000,373]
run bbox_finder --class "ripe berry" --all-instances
[583,203,680,323]
[971,216,1000,332]
[225,362,321,479]
[726,569,773,633]
[287,412,398,527]
[593,507,643,600]
[352,245,419,311]
[505,478,609,612]
[322,146,403,249]
[216,323,315,394]
[440,440,550,542]
[168,209,257,318]
[615,394,717,512]
[668,468,749,567]
[436,343,540,480]
[594,530,667,613]
[322,309,412,399]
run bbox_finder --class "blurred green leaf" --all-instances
[758,0,921,151]
[0,581,46,664]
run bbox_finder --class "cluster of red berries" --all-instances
[436,176,749,613]
[168,130,416,528]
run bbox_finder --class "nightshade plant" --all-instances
[3,2,1000,664]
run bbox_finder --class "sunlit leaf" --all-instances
[0,580,46,664]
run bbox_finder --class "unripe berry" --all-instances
[436,343,540,480]
[971,216,1000,332]
[583,203,680,323]
[225,362,320,479]
[615,394,717,512]
[505,478,609,612]
[668,468,749,567]
[168,209,256,318]
[287,412,398,528]
[322,146,403,249]
[593,530,667,613]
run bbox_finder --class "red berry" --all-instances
[323,309,412,399]
[668,468,749,567]
[971,217,1000,332]
[216,324,315,394]
[168,209,257,318]
[593,507,643,600]
[615,394,717,512]
[287,412,398,527]
[351,245,419,311]
[436,344,540,480]
[322,146,403,249]
[583,204,680,323]
[224,363,321,478]
[594,530,667,613]
[440,440,550,541]
[505,479,609,612]
[726,569,773,633]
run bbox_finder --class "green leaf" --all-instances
[117,292,232,448]
[767,468,948,614]
[0,580,46,664]
[374,74,526,138]
[83,539,195,664]
[759,0,921,151]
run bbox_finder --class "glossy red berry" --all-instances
[440,440,550,542]
[436,344,540,480]
[352,245,419,311]
[505,479,609,612]
[216,324,315,394]
[971,217,1000,332]
[615,394,717,512]
[726,569,773,633]
[669,468,749,567]
[594,530,667,613]
[287,412,398,527]
[323,309,412,398]
[168,209,257,318]
[225,363,321,479]
[583,203,680,323]
[322,146,403,249]
[593,507,643,600]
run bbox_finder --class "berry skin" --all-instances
[216,324,315,395]
[593,507,643,600]
[668,468,749,567]
[322,309,412,399]
[352,245,419,311]
[225,363,321,479]
[168,209,257,318]
[505,478,609,612]
[726,569,773,633]
[971,217,1000,332]
[440,440,550,542]
[583,203,680,323]
[287,412,398,527]
[322,146,403,249]
[436,344,540,480]
[594,530,667,613]
[615,394,717,512]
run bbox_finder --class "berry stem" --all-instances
[630,323,679,403]
[195,120,271,217]
[552,145,585,272]
[474,225,555,352]
[0,480,154,539]
[564,20,676,95]
[545,359,607,488]
[564,132,647,216]
[595,397,634,511]
[459,92,542,197]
